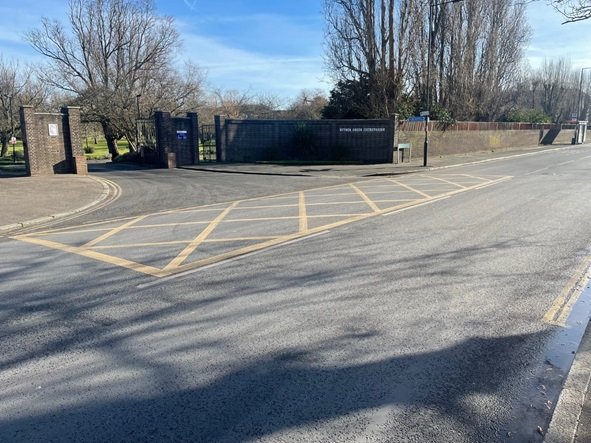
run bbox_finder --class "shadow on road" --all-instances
[0,331,545,442]
[0,229,563,442]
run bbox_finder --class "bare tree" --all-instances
[549,0,591,22]
[324,0,408,118]
[26,0,201,158]
[201,89,283,122]
[537,58,578,122]
[421,0,530,120]
[286,89,328,119]
[324,0,530,121]
[0,57,45,157]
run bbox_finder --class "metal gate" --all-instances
[137,118,158,163]
[199,125,217,162]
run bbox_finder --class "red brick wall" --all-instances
[397,122,577,157]
[19,106,83,176]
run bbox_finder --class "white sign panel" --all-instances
[48,123,59,137]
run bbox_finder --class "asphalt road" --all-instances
[2,146,591,442]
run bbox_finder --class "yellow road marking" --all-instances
[13,235,164,277]
[386,178,432,198]
[82,215,149,248]
[307,198,415,204]
[129,221,213,229]
[164,201,239,270]
[30,217,139,235]
[456,173,490,182]
[303,192,364,198]
[299,192,308,232]
[165,215,377,277]
[543,255,591,326]
[349,184,380,213]
[92,240,192,249]
[14,175,512,278]
[233,204,299,210]
[418,174,467,189]
[156,206,228,215]
[352,188,416,194]
[397,189,457,193]
[305,200,378,205]
[34,226,126,236]
[91,236,280,249]
[224,214,371,222]
[203,236,278,242]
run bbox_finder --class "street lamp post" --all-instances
[575,67,591,144]
[136,94,141,149]
[423,0,463,167]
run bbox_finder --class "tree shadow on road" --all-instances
[0,330,548,442]
[0,227,569,442]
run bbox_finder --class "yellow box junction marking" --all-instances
[349,184,381,213]
[385,178,432,199]
[417,174,467,189]
[12,174,511,278]
[164,201,239,271]
[82,215,149,248]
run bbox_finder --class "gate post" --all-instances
[61,106,85,174]
[187,112,199,165]
[154,110,172,166]
[19,105,35,176]
[214,115,224,161]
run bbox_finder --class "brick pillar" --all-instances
[61,106,83,173]
[154,110,172,167]
[187,112,199,165]
[64,107,83,156]
[19,105,35,176]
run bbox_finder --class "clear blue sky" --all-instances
[1,0,590,102]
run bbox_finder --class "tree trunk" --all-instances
[1,133,7,157]
[101,121,120,160]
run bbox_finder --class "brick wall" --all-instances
[19,106,84,176]
[154,111,198,167]
[218,118,395,163]
[397,122,577,157]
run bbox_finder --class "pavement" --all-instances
[1,142,591,441]
[545,284,591,443]
[0,174,117,234]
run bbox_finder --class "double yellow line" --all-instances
[543,255,591,327]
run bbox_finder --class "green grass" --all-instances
[83,136,129,160]
[0,143,26,176]
[0,137,131,165]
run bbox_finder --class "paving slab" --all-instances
[0,175,111,233]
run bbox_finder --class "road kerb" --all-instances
[544,320,591,443]
[0,176,118,235]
